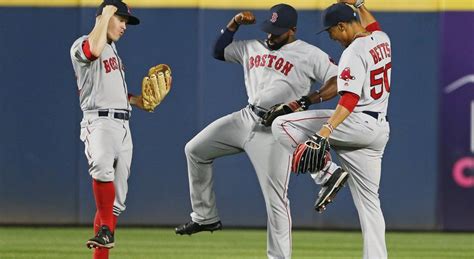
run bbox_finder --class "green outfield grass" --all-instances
[0,227,472,258]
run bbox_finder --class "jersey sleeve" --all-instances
[337,49,365,96]
[366,22,382,32]
[310,47,338,83]
[70,36,97,64]
[223,40,248,64]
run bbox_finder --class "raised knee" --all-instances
[271,116,286,133]
[184,139,197,157]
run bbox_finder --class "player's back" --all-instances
[342,29,392,114]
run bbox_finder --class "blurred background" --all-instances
[0,0,472,232]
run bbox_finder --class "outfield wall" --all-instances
[0,1,472,230]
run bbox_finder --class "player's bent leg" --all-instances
[271,110,332,154]
[179,112,246,233]
[113,138,132,219]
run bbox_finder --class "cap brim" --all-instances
[117,12,140,25]
[260,20,290,35]
[316,26,330,35]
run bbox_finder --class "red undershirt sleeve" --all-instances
[338,92,360,112]
[82,40,98,61]
[366,22,382,32]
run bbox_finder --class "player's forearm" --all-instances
[213,29,235,60]
[226,16,240,32]
[356,5,376,28]
[308,76,338,104]
[88,15,113,57]
[318,104,351,138]
[129,94,147,111]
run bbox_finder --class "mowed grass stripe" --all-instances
[0,227,472,258]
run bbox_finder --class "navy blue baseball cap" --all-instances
[317,3,357,34]
[261,4,298,35]
[96,0,140,25]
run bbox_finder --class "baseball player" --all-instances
[70,1,147,258]
[271,1,391,258]
[175,4,338,258]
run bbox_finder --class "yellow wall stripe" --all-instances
[0,0,473,11]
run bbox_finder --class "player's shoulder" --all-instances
[340,43,362,62]
[228,38,262,50]
[372,30,390,40]
[71,35,88,49]
[295,40,328,55]
[233,38,261,45]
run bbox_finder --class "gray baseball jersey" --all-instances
[185,38,337,259]
[70,36,133,216]
[272,23,391,259]
[225,39,336,108]
[71,35,130,112]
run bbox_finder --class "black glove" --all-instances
[261,96,311,127]
[291,133,330,174]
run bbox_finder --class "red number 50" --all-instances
[370,62,392,100]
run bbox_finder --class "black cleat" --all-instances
[314,168,349,213]
[175,220,223,235]
[86,225,115,249]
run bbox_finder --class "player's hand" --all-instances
[291,134,330,174]
[337,0,356,4]
[101,5,118,18]
[130,95,154,112]
[338,0,364,8]
[261,96,311,127]
[234,11,256,25]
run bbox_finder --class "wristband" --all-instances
[297,96,312,110]
[322,122,334,133]
[355,0,365,8]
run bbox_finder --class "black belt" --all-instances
[362,111,388,121]
[249,104,267,118]
[98,110,130,120]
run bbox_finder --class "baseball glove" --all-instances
[261,96,311,127]
[142,64,172,112]
[291,134,330,174]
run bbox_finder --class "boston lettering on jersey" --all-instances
[248,54,294,76]
[103,57,121,73]
[369,42,391,65]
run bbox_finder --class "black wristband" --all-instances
[233,17,240,27]
[297,96,312,110]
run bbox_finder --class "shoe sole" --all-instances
[175,225,223,235]
[86,241,115,249]
[314,171,349,212]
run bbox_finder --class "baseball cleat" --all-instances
[175,220,223,235]
[314,168,349,212]
[86,225,115,249]
[318,205,326,213]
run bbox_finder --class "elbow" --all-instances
[88,41,102,58]
[213,49,225,61]
[212,43,225,61]
[82,39,99,61]
[89,48,101,59]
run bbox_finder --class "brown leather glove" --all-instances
[142,64,172,112]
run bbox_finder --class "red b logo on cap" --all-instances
[270,12,278,23]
